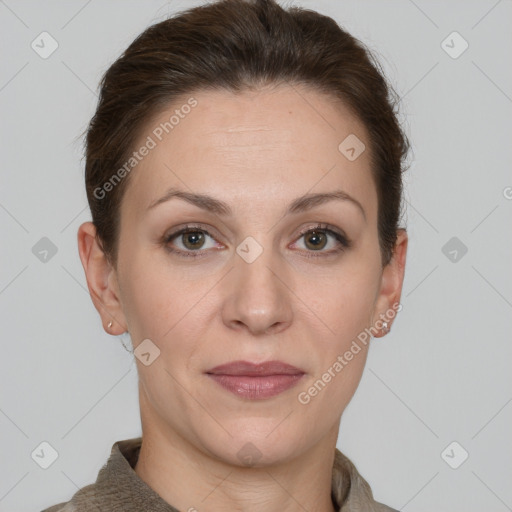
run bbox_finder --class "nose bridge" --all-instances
[222,235,292,335]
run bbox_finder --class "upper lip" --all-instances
[206,360,305,376]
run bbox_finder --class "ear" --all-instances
[371,228,408,338]
[77,221,127,335]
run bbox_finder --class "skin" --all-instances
[78,83,407,512]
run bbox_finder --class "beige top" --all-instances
[41,437,398,511]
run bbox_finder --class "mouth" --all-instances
[205,360,305,400]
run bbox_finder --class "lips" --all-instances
[205,360,305,400]
[206,360,305,376]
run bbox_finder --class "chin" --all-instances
[197,425,308,468]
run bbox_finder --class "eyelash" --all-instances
[162,223,352,259]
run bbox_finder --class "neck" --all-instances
[134,392,339,512]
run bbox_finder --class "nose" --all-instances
[221,246,293,336]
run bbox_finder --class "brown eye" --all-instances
[292,224,351,258]
[304,230,328,251]
[180,230,206,250]
[163,226,219,257]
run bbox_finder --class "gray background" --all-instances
[1,1,511,511]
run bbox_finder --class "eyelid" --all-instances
[295,223,348,241]
[164,223,215,240]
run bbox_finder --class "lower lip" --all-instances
[206,374,304,400]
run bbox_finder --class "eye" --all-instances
[291,224,351,257]
[163,224,221,258]
[162,222,351,259]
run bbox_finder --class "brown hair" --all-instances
[84,0,410,268]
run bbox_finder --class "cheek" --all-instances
[296,299,371,426]
[117,252,220,402]
[317,293,372,384]
[307,261,379,342]
[297,263,378,404]
[117,245,200,343]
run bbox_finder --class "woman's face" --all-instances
[91,84,406,466]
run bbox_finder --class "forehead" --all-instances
[121,84,377,223]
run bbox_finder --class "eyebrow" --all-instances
[146,187,366,222]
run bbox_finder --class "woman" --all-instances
[43,0,408,510]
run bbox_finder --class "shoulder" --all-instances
[39,437,144,512]
[333,448,398,512]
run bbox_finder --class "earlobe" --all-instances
[371,229,408,338]
[77,221,127,334]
